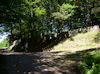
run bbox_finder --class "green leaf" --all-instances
[33,7,46,17]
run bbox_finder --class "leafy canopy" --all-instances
[52,3,78,20]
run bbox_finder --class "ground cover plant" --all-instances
[81,50,100,74]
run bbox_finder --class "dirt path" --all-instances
[0,51,82,74]
[1,47,100,74]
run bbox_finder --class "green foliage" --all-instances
[52,12,67,20]
[33,8,46,17]
[0,29,3,33]
[81,51,100,74]
[52,3,77,20]
[94,32,100,43]
[0,0,99,51]
[91,7,100,14]
[0,39,8,48]
[60,3,77,14]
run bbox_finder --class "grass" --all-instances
[0,39,8,48]
[50,31,100,52]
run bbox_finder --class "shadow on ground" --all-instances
[0,47,100,74]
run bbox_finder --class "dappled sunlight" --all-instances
[0,47,100,74]
[0,51,82,74]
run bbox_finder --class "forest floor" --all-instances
[0,47,100,74]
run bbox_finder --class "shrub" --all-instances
[81,51,100,74]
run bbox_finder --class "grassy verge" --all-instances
[50,31,100,52]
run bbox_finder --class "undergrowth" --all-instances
[81,51,100,74]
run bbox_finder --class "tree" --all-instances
[0,0,98,52]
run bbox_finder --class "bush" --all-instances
[81,51,100,74]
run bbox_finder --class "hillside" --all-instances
[50,31,100,52]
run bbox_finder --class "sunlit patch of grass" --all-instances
[50,31,100,52]
[0,39,8,48]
